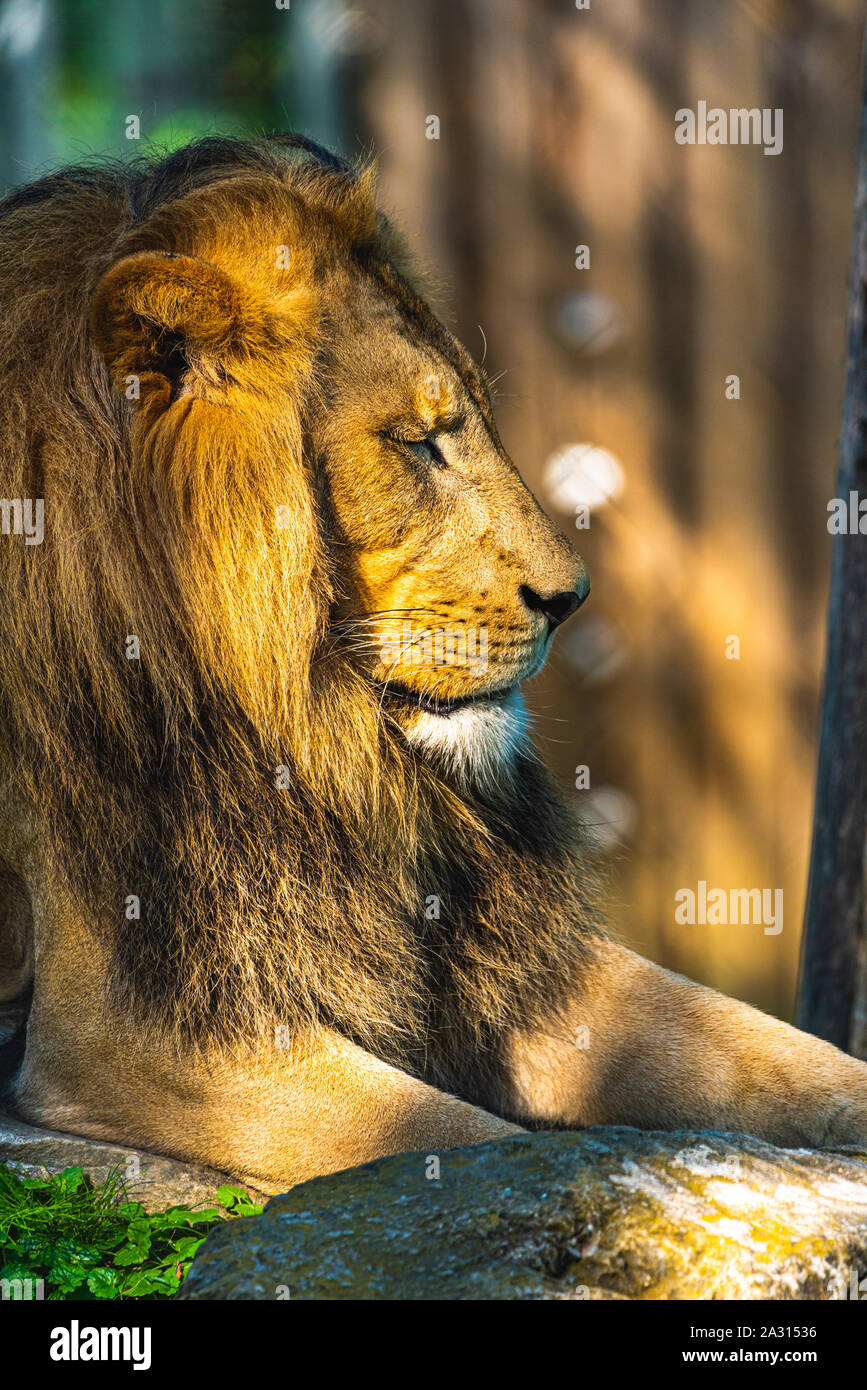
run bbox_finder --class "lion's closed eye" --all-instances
[383,432,448,470]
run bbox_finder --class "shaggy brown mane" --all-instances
[0,135,601,1109]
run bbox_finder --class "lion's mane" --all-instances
[0,137,600,1108]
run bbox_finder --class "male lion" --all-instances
[0,134,865,1193]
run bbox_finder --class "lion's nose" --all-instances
[519,577,589,630]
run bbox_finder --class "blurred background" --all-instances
[1,0,862,1021]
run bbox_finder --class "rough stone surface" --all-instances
[0,1113,264,1213]
[178,1128,867,1300]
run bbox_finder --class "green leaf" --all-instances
[172,1236,205,1261]
[113,1237,152,1266]
[49,1262,90,1295]
[16,1234,53,1262]
[20,1175,52,1191]
[87,1267,121,1299]
[117,1200,147,1220]
[56,1167,86,1191]
[76,1245,104,1267]
[0,1261,39,1284]
[186,1207,220,1223]
[121,1269,174,1298]
[216,1184,246,1207]
[50,1237,102,1267]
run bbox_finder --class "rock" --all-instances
[0,1113,264,1213]
[178,1128,867,1300]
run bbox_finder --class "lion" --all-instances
[0,133,866,1194]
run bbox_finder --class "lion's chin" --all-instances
[402,687,528,787]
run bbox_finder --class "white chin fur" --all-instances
[405,688,528,787]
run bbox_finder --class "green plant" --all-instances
[0,1161,262,1300]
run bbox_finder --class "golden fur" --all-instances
[3,136,867,1194]
[0,136,596,1112]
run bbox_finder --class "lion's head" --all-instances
[0,137,597,1101]
[86,137,588,786]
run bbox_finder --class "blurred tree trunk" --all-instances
[798,32,867,1057]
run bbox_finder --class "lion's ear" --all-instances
[89,250,290,395]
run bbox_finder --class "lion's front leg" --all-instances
[15,966,523,1194]
[503,939,867,1148]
